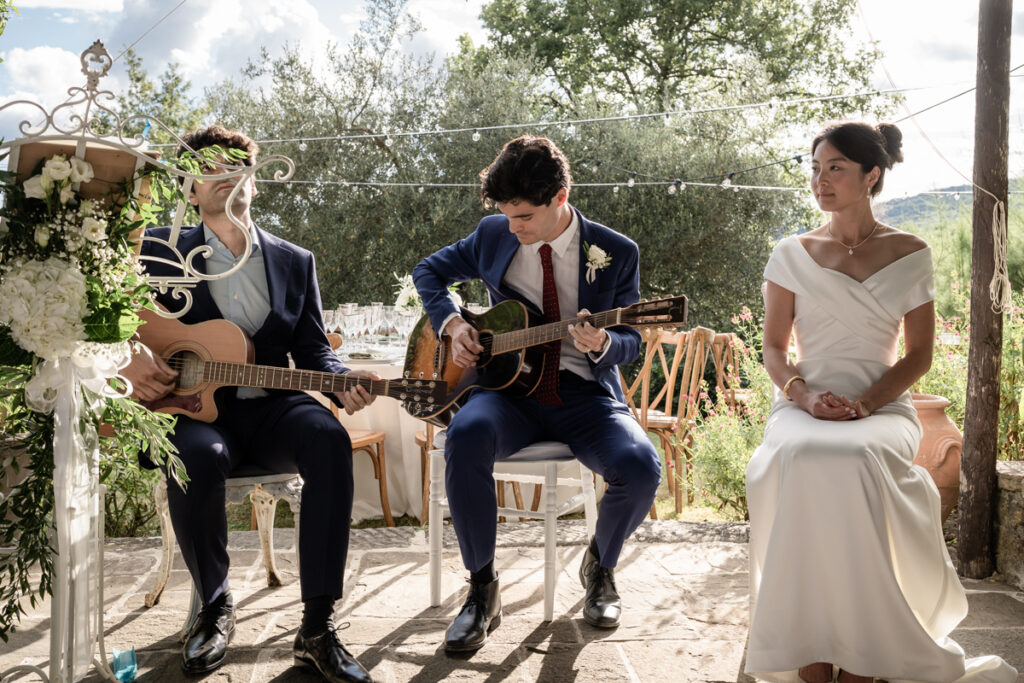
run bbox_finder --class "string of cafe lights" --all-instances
[241,73,1020,196]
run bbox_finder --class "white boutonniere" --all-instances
[584,242,612,284]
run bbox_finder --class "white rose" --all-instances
[69,156,94,184]
[588,244,608,263]
[34,227,50,247]
[42,155,73,182]
[59,183,75,205]
[81,216,107,242]
[24,174,47,199]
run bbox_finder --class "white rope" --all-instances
[858,0,1010,312]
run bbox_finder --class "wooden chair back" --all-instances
[624,326,714,429]
[710,332,746,409]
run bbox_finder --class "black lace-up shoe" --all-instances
[444,577,502,652]
[181,593,235,674]
[579,547,621,628]
[293,624,373,683]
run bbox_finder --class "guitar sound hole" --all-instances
[168,350,204,391]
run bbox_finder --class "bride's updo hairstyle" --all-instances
[811,121,904,197]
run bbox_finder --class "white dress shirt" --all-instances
[502,210,609,380]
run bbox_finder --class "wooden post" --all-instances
[958,0,1012,578]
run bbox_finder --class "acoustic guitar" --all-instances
[403,295,687,427]
[135,308,447,422]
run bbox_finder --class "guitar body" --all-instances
[404,300,547,426]
[137,308,254,422]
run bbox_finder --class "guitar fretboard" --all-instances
[491,309,620,354]
[195,359,416,400]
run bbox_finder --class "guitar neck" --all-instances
[196,359,404,399]
[491,309,621,354]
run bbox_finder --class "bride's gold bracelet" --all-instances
[782,375,805,401]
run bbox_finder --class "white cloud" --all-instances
[16,0,122,9]
[2,46,82,103]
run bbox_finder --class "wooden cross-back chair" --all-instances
[710,332,750,410]
[622,326,715,513]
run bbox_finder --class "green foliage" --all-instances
[478,0,882,113]
[0,2,17,59]
[686,307,772,520]
[97,49,208,145]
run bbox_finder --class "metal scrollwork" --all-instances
[0,40,296,320]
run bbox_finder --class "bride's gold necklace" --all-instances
[828,220,879,255]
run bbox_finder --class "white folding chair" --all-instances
[428,431,598,621]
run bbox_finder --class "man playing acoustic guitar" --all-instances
[122,126,375,683]
[414,135,661,650]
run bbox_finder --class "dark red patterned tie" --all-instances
[535,243,562,406]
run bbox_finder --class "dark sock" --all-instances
[589,537,601,562]
[470,560,497,585]
[301,595,335,636]
[206,590,232,610]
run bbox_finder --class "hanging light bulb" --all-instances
[418,186,425,193]
[667,182,677,195]
[733,186,739,192]
[385,136,394,146]
[953,192,961,201]
[472,130,481,142]
[298,141,308,152]
[566,124,576,136]
[627,172,636,188]
[613,185,620,194]
[721,173,733,188]
[591,160,601,174]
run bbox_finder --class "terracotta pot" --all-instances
[911,393,962,521]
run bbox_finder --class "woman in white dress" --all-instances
[744,121,1017,683]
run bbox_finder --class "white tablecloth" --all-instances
[327,358,427,523]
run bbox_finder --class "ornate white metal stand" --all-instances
[0,41,295,683]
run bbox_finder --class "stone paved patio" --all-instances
[1,520,1022,682]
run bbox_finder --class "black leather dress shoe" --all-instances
[182,595,235,674]
[579,547,621,628]
[294,626,373,683]
[444,577,501,652]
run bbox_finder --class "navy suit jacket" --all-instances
[412,208,640,402]
[140,224,347,405]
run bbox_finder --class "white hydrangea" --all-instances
[0,257,88,360]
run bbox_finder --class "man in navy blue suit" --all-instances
[124,126,374,682]
[414,135,661,651]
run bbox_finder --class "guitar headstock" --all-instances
[398,377,449,407]
[620,295,688,328]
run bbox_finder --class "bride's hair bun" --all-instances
[876,123,904,168]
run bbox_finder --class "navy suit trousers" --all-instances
[161,392,353,604]
[444,374,661,572]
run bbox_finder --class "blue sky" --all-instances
[0,0,1020,199]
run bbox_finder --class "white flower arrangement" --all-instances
[583,241,612,283]
[0,256,88,359]
[1,153,152,357]
[394,272,462,311]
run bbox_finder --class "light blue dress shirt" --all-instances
[203,223,271,398]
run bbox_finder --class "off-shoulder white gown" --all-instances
[744,237,1016,683]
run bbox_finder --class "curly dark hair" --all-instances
[177,125,259,166]
[479,135,572,208]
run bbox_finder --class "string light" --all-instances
[627,172,636,188]
[667,182,677,195]
[385,136,394,146]
[472,130,481,142]
[566,124,576,136]
[591,160,602,174]
[613,185,620,193]
[298,141,308,152]
[721,173,733,188]
[953,192,961,201]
